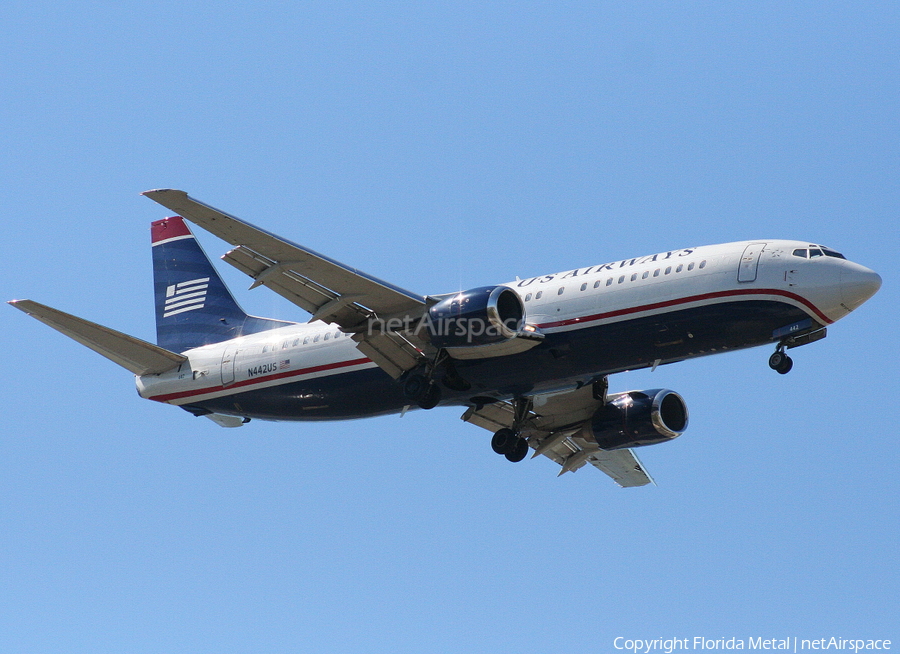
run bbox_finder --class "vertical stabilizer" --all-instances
[152,216,291,352]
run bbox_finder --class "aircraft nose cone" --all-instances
[840,264,882,311]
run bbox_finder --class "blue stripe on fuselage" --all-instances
[182,298,812,421]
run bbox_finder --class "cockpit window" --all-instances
[793,246,846,260]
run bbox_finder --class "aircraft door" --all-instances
[221,345,238,386]
[738,242,767,283]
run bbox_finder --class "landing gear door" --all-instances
[738,242,767,283]
[221,345,238,386]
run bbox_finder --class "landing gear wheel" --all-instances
[491,428,517,455]
[403,373,441,409]
[489,398,534,463]
[491,429,528,462]
[505,437,529,463]
[768,351,793,375]
[403,373,428,400]
[417,382,441,409]
[776,356,793,375]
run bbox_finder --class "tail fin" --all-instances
[152,216,291,352]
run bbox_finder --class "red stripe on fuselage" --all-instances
[150,288,829,404]
[149,356,373,403]
[535,287,832,329]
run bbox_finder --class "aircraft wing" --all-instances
[142,189,430,378]
[461,384,655,487]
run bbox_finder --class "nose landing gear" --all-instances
[767,323,828,375]
[768,348,793,375]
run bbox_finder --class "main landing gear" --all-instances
[490,397,532,463]
[491,428,529,462]
[768,347,793,375]
[403,372,441,409]
[401,350,450,410]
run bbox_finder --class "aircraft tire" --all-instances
[491,428,517,455]
[403,373,428,400]
[505,437,529,463]
[768,351,788,371]
[776,356,793,375]
[417,382,441,410]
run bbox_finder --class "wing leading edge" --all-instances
[142,189,431,378]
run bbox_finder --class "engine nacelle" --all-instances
[580,389,689,450]
[426,286,525,349]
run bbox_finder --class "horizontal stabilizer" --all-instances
[8,300,187,375]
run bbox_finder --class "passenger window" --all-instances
[688,263,695,271]
[642,271,649,279]
[580,283,587,291]
[525,293,532,302]
[699,260,707,269]
[536,291,543,299]
[324,333,330,341]
[303,336,310,345]
[665,267,672,275]
[618,276,625,284]
[653,269,660,277]
[676,264,683,273]
[557,287,564,295]
[594,280,601,289]
[606,278,613,286]
[314,335,320,343]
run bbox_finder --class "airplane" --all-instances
[9,190,882,486]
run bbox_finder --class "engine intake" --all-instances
[582,389,688,450]
[426,286,525,349]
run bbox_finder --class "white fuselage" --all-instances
[136,239,880,413]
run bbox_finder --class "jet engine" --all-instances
[426,285,525,349]
[578,389,689,450]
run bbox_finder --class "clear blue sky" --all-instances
[1,2,897,652]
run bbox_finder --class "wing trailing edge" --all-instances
[142,188,431,378]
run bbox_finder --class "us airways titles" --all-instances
[515,248,697,287]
